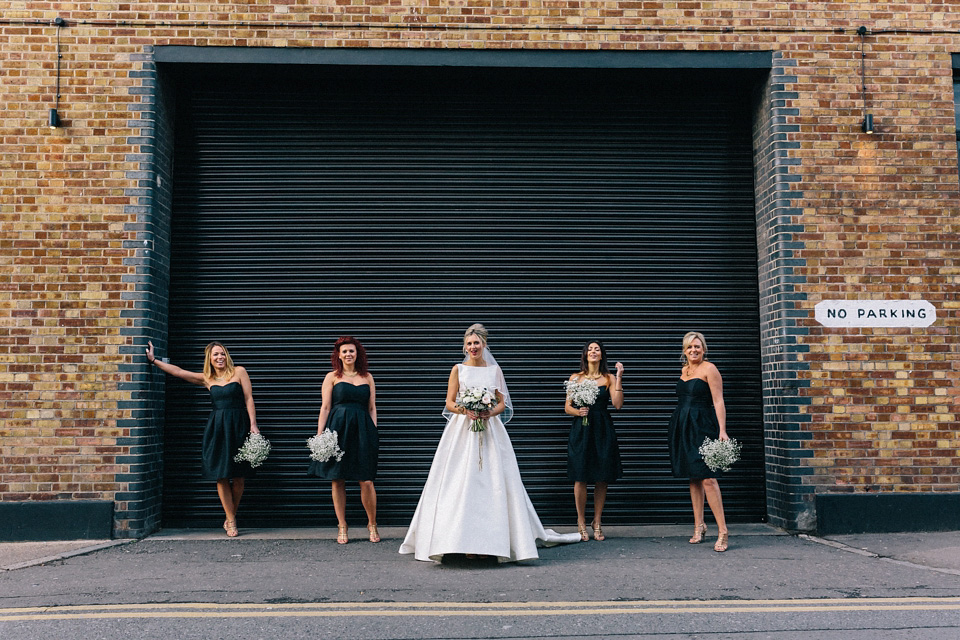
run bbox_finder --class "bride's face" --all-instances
[464,334,484,360]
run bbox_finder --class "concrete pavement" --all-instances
[817,531,960,574]
[5,524,773,572]
[4,523,959,576]
[0,539,132,572]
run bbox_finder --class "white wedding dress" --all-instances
[399,364,581,562]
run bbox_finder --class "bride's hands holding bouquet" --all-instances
[457,386,499,431]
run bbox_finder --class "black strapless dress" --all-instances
[308,382,379,481]
[667,378,721,479]
[567,386,623,483]
[201,382,255,480]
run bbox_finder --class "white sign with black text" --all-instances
[814,300,936,328]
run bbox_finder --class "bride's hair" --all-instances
[463,323,488,352]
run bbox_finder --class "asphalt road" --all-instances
[2,525,960,639]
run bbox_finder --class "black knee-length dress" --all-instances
[201,382,256,480]
[567,385,623,483]
[308,382,379,481]
[667,378,721,479]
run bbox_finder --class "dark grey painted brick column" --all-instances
[752,53,815,532]
[115,47,174,538]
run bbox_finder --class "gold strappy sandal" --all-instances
[367,524,380,543]
[592,522,605,542]
[689,522,707,544]
[337,524,348,545]
[714,531,729,552]
[577,523,589,542]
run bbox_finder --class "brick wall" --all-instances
[1,1,957,536]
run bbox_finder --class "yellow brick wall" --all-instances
[1,1,957,531]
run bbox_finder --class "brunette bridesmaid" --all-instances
[565,340,624,542]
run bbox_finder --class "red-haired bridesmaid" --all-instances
[308,336,380,544]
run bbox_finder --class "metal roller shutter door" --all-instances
[163,65,766,527]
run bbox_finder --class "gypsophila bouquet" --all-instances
[234,432,271,468]
[456,386,498,433]
[564,377,600,426]
[307,430,345,463]
[698,436,741,473]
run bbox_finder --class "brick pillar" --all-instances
[752,54,816,531]
[114,49,174,538]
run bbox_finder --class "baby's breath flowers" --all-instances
[234,432,271,468]
[698,437,741,473]
[307,430,345,463]
[564,378,600,426]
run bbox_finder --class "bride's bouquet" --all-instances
[564,377,600,426]
[699,436,741,473]
[307,430,345,463]
[455,385,498,471]
[234,432,271,468]
[455,386,498,432]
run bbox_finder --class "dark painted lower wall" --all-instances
[3,494,957,538]
[0,501,114,541]
[816,493,960,535]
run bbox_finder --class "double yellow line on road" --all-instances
[3,597,960,622]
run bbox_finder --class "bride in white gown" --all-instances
[400,323,581,562]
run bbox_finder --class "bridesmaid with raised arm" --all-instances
[668,331,730,552]
[146,340,259,537]
[308,336,380,545]
[565,340,624,542]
